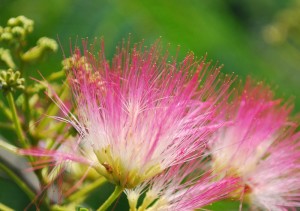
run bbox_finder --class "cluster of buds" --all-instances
[0,15,58,97]
[0,15,33,43]
[21,37,58,62]
[0,69,25,92]
[0,15,58,64]
[62,52,92,72]
[63,52,105,93]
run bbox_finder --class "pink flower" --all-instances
[126,158,240,211]
[246,129,300,210]
[21,40,233,189]
[208,79,300,210]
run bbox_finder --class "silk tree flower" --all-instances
[126,158,240,211]
[21,40,233,189]
[208,79,300,210]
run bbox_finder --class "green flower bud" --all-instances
[21,46,43,62]
[21,37,58,62]
[37,37,58,52]
[18,16,34,33]
[0,32,13,42]
[0,48,16,69]
[7,16,34,34]
[61,57,73,71]
[7,17,18,26]
[62,53,92,72]
[14,71,21,80]
[11,26,26,39]
[4,27,11,33]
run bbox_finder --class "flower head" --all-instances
[22,39,233,189]
[246,129,300,210]
[126,158,240,211]
[209,78,300,210]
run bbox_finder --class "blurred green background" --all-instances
[1,0,300,210]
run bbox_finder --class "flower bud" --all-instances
[11,26,26,39]
[21,37,58,62]
[37,37,58,52]
[7,15,34,34]
[0,32,13,42]
[7,17,18,26]
[0,48,16,69]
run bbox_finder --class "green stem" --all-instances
[20,60,31,128]
[47,70,65,81]
[24,91,31,129]
[44,122,67,149]
[0,138,18,153]
[0,99,13,120]
[0,162,35,201]
[6,92,28,148]
[97,186,123,211]
[68,177,106,203]
[50,205,70,211]
[0,203,14,211]
[36,83,68,132]
[0,122,14,129]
